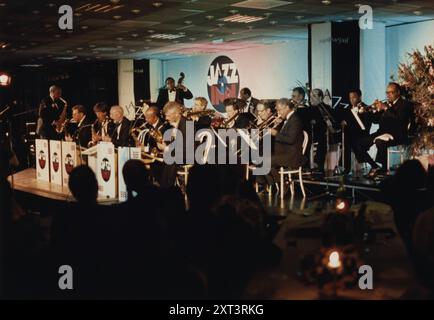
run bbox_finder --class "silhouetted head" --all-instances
[68,165,98,204]
[187,164,222,211]
[122,159,152,196]
[395,159,427,190]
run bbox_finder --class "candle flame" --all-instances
[328,251,341,269]
[336,201,345,210]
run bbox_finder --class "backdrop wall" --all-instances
[386,19,434,83]
[160,40,308,109]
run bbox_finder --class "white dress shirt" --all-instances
[168,89,176,102]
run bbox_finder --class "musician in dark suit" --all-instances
[89,102,115,147]
[37,85,67,140]
[65,105,92,148]
[190,97,212,131]
[156,77,193,110]
[157,102,188,188]
[357,82,414,177]
[339,89,372,173]
[310,88,339,173]
[266,98,305,187]
[240,87,259,114]
[139,106,168,150]
[224,98,255,129]
[293,87,313,168]
[104,105,132,147]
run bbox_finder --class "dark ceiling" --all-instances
[0,0,433,65]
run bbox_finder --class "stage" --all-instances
[7,168,116,213]
[8,167,387,215]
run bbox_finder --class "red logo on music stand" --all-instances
[38,150,46,169]
[64,154,74,174]
[52,152,59,172]
[100,157,111,182]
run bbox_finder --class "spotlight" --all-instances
[0,72,12,87]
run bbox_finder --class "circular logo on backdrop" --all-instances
[207,56,240,113]
[100,157,111,182]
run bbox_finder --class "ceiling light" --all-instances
[205,15,214,20]
[81,26,88,30]
[354,3,362,7]
[220,14,265,23]
[131,9,141,14]
[152,2,163,8]
[131,33,139,37]
[321,0,331,4]
[295,15,304,19]
[74,12,82,17]
[148,29,155,34]
[116,45,123,49]
[217,23,225,28]
[54,34,61,38]
[0,3,7,7]
[269,20,278,25]
[89,44,96,48]
[32,10,40,14]
[184,20,193,24]
[110,0,121,4]
[413,11,423,15]
[47,3,55,7]
[116,37,123,41]
[113,15,122,20]
[44,24,52,28]
[76,47,84,50]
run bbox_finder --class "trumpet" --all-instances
[358,99,389,113]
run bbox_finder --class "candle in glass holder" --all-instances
[327,251,341,269]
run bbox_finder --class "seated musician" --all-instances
[357,82,414,178]
[309,88,339,173]
[65,105,92,147]
[256,100,274,126]
[339,89,372,173]
[157,101,187,188]
[191,97,212,130]
[103,105,132,147]
[265,98,305,191]
[89,102,114,147]
[140,106,168,150]
[223,98,254,129]
[293,87,312,168]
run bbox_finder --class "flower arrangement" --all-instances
[395,45,434,155]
